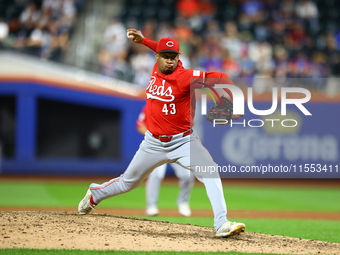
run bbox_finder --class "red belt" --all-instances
[152,129,193,142]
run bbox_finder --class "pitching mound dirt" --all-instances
[1,211,339,254]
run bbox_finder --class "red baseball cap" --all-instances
[156,38,180,54]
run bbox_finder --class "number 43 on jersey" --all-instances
[162,103,176,115]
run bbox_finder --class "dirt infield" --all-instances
[1,211,339,254]
[1,177,339,254]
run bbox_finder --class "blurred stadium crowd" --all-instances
[0,0,85,61]
[1,0,340,92]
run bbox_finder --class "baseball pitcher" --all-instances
[78,29,245,237]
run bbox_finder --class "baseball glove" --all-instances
[206,96,233,124]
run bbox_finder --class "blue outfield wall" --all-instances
[0,81,145,175]
[1,80,339,178]
[198,101,340,178]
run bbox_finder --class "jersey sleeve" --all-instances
[190,70,235,100]
[142,37,158,52]
[204,72,235,99]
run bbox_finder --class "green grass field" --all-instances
[0,178,339,255]
[2,180,340,212]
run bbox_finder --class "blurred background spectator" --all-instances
[1,0,339,93]
[0,0,83,61]
[0,17,9,48]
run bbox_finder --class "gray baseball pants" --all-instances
[89,130,228,230]
[146,162,195,208]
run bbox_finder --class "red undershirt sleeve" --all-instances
[142,38,158,52]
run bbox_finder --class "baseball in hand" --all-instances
[126,31,135,39]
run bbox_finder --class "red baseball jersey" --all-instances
[142,38,234,136]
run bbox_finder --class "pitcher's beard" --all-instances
[162,69,174,74]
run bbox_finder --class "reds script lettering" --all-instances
[146,77,175,102]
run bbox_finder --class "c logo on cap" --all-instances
[166,41,174,47]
